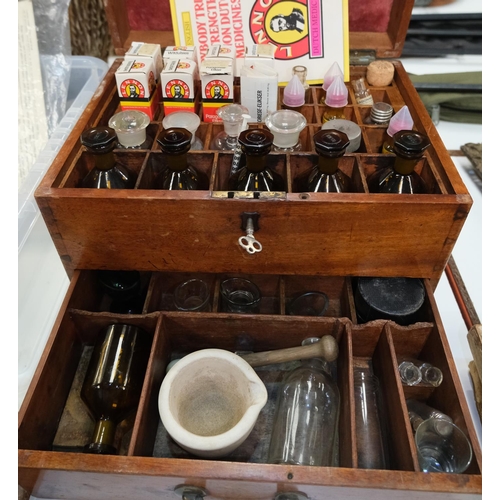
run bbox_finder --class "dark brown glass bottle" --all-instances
[157,127,203,190]
[367,130,431,194]
[80,323,152,454]
[97,270,144,314]
[306,129,351,193]
[80,127,137,189]
[229,129,285,191]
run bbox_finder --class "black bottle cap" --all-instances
[157,127,192,154]
[81,127,117,154]
[355,277,426,326]
[393,130,430,159]
[238,129,274,156]
[313,129,350,158]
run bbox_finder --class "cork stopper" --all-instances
[366,60,395,87]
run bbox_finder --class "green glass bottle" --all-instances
[80,127,137,189]
[80,324,152,454]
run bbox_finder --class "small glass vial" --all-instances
[365,101,393,125]
[265,109,307,152]
[367,130,431,194]
[229,129,285,192]
[382,105,414,154]
[108,110,152,149]
[80,127,137,189]
[352,77,374,105]
[292,65,309,89]
[398,360,423,386]
[210,103,250,151]
[322,76,348,123]
[305,129,351,193]
[156,127,201,190]
[162,111,204,151]
[268,337,340,466]
[282,74,306,110]
[398,357,443,387]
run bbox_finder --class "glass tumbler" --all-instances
[288,292,329,316]
[220,278,261,314]
[353,368,389,469]
[173,279,210,312]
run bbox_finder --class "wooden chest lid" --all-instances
[105,0,414,59]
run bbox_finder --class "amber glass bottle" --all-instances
[229,129,285,191]
[157,127,205,190]
[80,324,152,454]
[367,130,431,194]
[80,127,136,189]
[305,129,351,193]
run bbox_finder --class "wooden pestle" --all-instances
[240,335,338,368]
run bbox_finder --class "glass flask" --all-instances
[210,103,250,151]
[80,126,137,189]
[268,337,340,466]
[381,105,414,154]
[108,110,152,149]
[353,367,389,469]
[229,129,285,192]
[162,111,203,150]
[80,323,152,454]
[97,270,144,314]
[322,75,348,123]
[156,127,203,190]
[265,109,307,152]
[367,130,431,194]
[305,129,351,193]
[352,77,374,105]
[365,102,393,126]
[282,74,306,110]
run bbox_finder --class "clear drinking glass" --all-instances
[288,292,329,316]
[415,418,472,473]
[173,279,211,312]
[268,338,340,466]
[353,368,389,469]
[220,278,261,314]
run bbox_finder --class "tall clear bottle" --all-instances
[157,127,204,190]
[229,129,285,192]
[268,338,340,466]
[305,129,351,193]
[80,127,137,189]
[367,130,431,194]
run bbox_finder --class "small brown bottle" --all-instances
[367,130,431,194]
[80,127,136,189]
[305,129,351,193]
[157,127,204,190]
[229,129,285,192]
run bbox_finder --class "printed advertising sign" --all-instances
[169,0,349,84]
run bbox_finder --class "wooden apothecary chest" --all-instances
[20,0,481,498]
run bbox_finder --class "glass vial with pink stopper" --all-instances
[382,105,414,154]
[282,74,306,110]
[322,76,349,123]
[321,61,343,103]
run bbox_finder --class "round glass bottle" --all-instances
[268,338,340,466]
[305,129,351,193]
[108,110,152,149]
[229,129,285,192]
[80,127,136,189]
[156,127,202,190]
[367,130,431,194]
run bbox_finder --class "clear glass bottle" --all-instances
[367,130,431,194]
[381,106,414,154]
[162,111,204,151]
[80,324,152,454]
[352,77,374,106]
[80,127,137,189]
[292,65,309,89]
[210,103,250,151]
[265,109,307,152]
[156,127,204,190]
[353,367,389,469]
[322,75,348,123]
[108,110,152,149]
[398,360,423,386]
[406,399,453,433]
[305,129,351,193]
[97,270,144,314]
[365,102,393,126]
[398,357,443,387]
[229,129,285,192]
[268,338,340,466]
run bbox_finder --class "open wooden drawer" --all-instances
[18,270,482,499]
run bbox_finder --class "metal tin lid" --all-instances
[369,102,394,124]
[81,126,117,154]
[157,127,193,154]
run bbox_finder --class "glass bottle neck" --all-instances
[226,135,238,149]
[301,357,330,373]
[245,155,267,173]
[94,152,116,171]
[91,418,116,447]
[317,155,340,174]
[167,153,189,172]
[394,156,419,175]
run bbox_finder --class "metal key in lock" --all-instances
[239,213,262,254]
